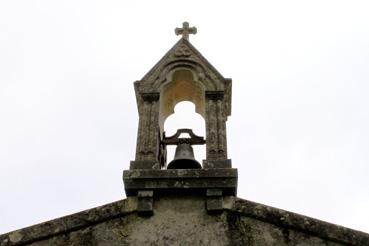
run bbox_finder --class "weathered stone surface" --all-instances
[2,196,368,245]
[129,160,159,170]
[137,190,154,216]
[123,168,238,196]
[203,159,232,168]
[225,197,369,245]
[133,37,232,166]
[0,198,137,246]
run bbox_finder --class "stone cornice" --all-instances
[224,197,369,245]
[2,196,368,245]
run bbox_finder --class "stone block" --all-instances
[203,159,232,168]
[129,160,159,169]
[137,190,154,216]
[206,189,223,214]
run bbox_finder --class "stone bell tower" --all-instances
[2,22,368,246]
[123,22,238,215]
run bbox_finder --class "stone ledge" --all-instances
[224,197,369,245]
[123,168,238,196]
[0,198,137,246]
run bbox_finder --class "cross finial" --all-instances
[175,22,197,40]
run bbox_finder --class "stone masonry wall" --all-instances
[3,196,365,246]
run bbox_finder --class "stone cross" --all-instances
[175,22,197,40]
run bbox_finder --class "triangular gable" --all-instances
[135,38,232,117]
[140,38,226,85]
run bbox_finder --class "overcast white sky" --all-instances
[1,0,369,234]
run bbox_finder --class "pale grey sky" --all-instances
[1,0,369,234]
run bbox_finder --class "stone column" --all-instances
[204,91,231,168]
[132,93,160,169]
[205,94,218,160]
[216,97,227,159]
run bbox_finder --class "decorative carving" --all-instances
[140,39,227,93]
[205,91,224,101]
[174,44,191,57]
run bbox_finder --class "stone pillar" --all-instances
[204,91,231,168]
[131,93,161,169]
[205,94,218,160]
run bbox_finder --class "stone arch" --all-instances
[159,68,205,133]
[152,60,220,93]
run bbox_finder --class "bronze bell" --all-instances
[167,143,202,169]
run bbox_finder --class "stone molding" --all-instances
[0,198,137,246]
[123,168,238,196]
[224,197,369,245]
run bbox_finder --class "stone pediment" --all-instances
[134,38,232,117]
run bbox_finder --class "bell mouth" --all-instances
[167,159,202,169]
[166,142,202,169]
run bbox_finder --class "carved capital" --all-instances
[205,91,224,100]
[141,93,160,102]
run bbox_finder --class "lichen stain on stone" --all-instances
[174,181,182,187]
[2,197,367,245]
[1,238,9,245]
[226,212,250,244]
[9,231,23,243]
[281,228,291,244]
[177,169,187,176]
